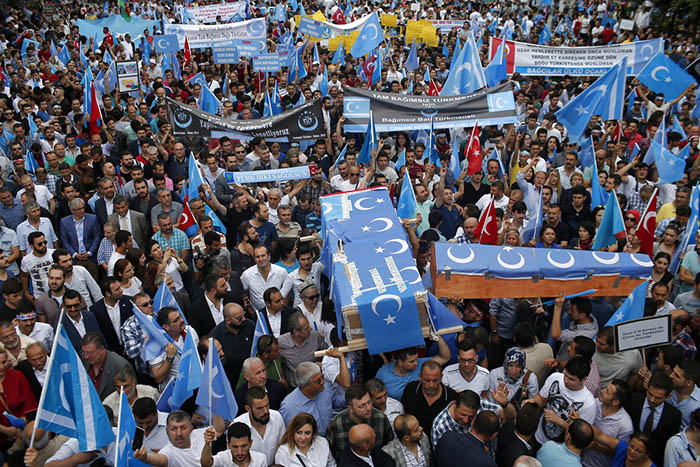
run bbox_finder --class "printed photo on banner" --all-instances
[116,59,140,92]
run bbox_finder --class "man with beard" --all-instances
[210,303,255,380]
[189,273,230,336]
[15,311,53,351]
[134,411,212,466]
[20,232,55,301]
[129,178,160,216]
[233,387,285,465]
[35,265,67,329]
[52,248,103,309]
[201,422,267,467]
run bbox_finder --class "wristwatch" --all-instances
[166,356,175,363]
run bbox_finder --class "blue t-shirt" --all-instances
[375,357,431,400]
[611,441,656,467]
[275,260,299,274]
[438,205,460,240]
[254,222,278,249]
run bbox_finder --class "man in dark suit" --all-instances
[260,286,295,338]
[80,331,131,399]
[108,194,150,249]
[338,424,396,467]
[436,411,499,467]
[90,276,133,356]
[234,356,286,415]
[94,177,118,226]
[189,273,231,337]
[129,178,159,216]
[16,342,46,400]
[624,372,682,465]
[59,198,101,276]
[496,403,540,467]
[61,289,105,353]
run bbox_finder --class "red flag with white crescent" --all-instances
[178,195,198,237]
[636,188,657,256]
[475,197,498,245]
[183,37,192,68]
[465,123,482,175]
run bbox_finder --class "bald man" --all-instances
[337,424,396,467]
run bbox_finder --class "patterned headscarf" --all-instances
[503,347,526,385]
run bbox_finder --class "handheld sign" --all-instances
[614,314,672,353]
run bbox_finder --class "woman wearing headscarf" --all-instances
[488,347,539,408]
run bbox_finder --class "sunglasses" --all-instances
[139,300,153,306]
[625,217,636,222]
[305,294,320,300]
[350,173,361,176]
[35,241,47,246]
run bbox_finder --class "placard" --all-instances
[381,14,397,27]
[116,60,140,92]
[619,19,635,30]
[212,46,240,64]
[253,53,281,72]
[614,314,672,352]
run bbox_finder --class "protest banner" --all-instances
[489,37,663,76]
[228,39,267,57]
[277,46,294,66]
[343,83,519,132]
[253,53,281,72]
[298,16,331,38]
[116,60,139,93]
[295,13,375,39]
[185,2,247,23]
[614,314,672,352]
[212,46,239,64]
[223,165,317,184]
[164,18,266,48]
[430,19,465,30]
[167,97,328,142]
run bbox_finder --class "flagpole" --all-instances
[29,308,66,449]
[614,190,629,244]
[208,337,213,425]
[114,387,124,467]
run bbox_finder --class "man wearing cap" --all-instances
[617,157,654,200]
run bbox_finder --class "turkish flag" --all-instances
[89,83,102,137]
[332,9,345,24]
[465,123,482,175]
[636,188,657,256]
[427,79,441,96]
[178,195,198,238]
[476,197,498,244]
[183,37,192,68]
[362,55,377,87]
[612,121,623,144]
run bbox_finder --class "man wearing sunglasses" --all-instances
[20,232,55,302]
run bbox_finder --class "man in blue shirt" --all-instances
[250,201,278,251]
[669,360,700,428]
[537,419,593,467]
[375,338,451,401]
[0,188,24,231]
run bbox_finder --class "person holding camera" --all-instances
[193,231,230,284]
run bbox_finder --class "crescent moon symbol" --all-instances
[455,62,473,86]
[547,250,575,269]
[385,238,408,255]
[446,245,475,264]
[180,210,189,226]
[177,114,193,128]
[365,23,379,41]
[157,39,168,50]
[354,197,375,211]
[496,248,525,270]
[592,252,619,265]
[322,202,333,215]
[371,294,402,317]
[642,209,656,233]
[631,254,654,268]
[651,66,669,82]
[369,217,393,232]
[210,366,225,398]
[640,43,655,58]
[496,97,507,108]
[399,266,422,284]
[346,102,361,113]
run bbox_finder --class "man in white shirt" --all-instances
[366,378,404,431]
[53,249,103,308]
[107,230,133,276]
[134,411,211,466]
[442,339,491,396]
[16,311,53,351]
[233,387,285,465]
[201,423,267,467]
[20,232,54,300]
[133,397,169,453]
[16,174,55,214]
[149,307,199,390]
[330,159,351,192]
[241,245,288,311]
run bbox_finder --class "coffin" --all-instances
[430,242,653,300]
